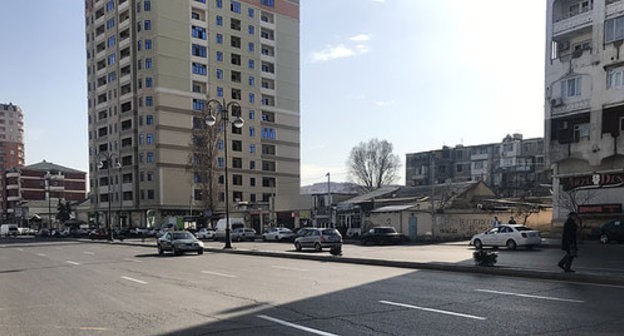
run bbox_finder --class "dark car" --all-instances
[89,229,125,241]
[598,219,624,244]
[157,231,204,255]
[360,226,408,245]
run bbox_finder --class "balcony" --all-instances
[606,0,624,17]
[550,99,591,116]
[7,196,22,202]
[6,172,20,178]
[6,184,19,190]
[553,10,592,36]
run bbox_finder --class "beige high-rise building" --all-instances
[85,0,300,228]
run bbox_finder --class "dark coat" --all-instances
[561,217,578,251]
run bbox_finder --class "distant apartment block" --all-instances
[546,0,624,223]
[85,0,301,227]
[406,134,549,198]
[0,103,25,220]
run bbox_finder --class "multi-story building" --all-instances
[546,0,624,224]
[85,0,300,227]
[405,134,548,198]
[0,103,26,220]
[4,161,87,228]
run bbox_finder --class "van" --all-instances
[214,218,245,240]
[1,224,19,237]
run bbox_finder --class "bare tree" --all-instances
[347,138,401,191]
[556,187,599,215]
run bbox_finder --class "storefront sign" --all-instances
[561,172,624,191]
[578,204,623,214]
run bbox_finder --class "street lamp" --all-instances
[204,98,244,249]
[97,153,121,241]
[44,171,52,229]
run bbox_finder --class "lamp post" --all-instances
[204,98,244,249]
[44,171,52,229]
[97,153,121,241]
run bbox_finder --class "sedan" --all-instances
[470,224,541,250]
[360,226,408,245]
[294,228,342,252]
[231,228,257,242]
[196,228,216,240]
[157,231,204,255]
[597,218,624,244]
[263,227,295,241]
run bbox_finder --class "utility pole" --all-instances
[326,172,331,228]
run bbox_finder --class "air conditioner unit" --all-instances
[558,41,570,51]
[550,98,564,107]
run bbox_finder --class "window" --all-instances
[232,140,242,152]
[605,15,624,43]
[145,58,153,69]
[216,68,223,79]
[145,77,153,87]
[192,62,207,75]
[216,51,223,62]
[144,20,152,30]
[192,44,207,57]
[248,25,255,35]
[146,152,154,163]
[248,59,255,69]
[144,0,151,11]
[108,71,117,82]
[261,0,274,8]
[249,93,255,103]
[562,77,581,98]
[261,127,276,139]
[145,96,153,106]
[216,34,223,44]
[107,36,116,48]
[146,133,154,144]
[231,1,241,13]
[250,160,256,170]
[248,8,254,17]
[217,157,225,168]
[145,39,152,50]
[249,144,256,153]
[249,76,255,86]
[574,123,590,141]
[193,98,205,111]
[217,87,224,97]
[249,110,255,120]
[233,175,243,186]
[249,127,255,137]
[216,15,223,26]
[146,115,154,125]
[248,42,255,52]
[107,53,116,65]
[250,178,256,187]
[217,140,224,151]
[216,0,222,8]
[192,26,207,39]
[106,0,115,11]
[232,158,242,168]
[608,68,624,88]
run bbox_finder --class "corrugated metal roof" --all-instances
[370,204,418,213]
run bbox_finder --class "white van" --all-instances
[0,224,18,237]
[214,218,245,240]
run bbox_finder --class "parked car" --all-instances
[0,224,18,237]
[214,218,246,240]
[294,228,342,252]
[360,226,408,245]
[262,227,295,241]
[597,219,624,244]
[470,224,541,250]
[157,231,204,255]
[196,227,216,240]
[37,228,50,237]
[231,228,257,242]
[88,229,125,241]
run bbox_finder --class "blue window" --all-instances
[107,53,116,65]
[248,42,255,52]
[106,18,115,30]
[216,68,223,79]
[192,26,207,39]
[249,93,255,103]
[260,0,274,8]
[144,20,152,30]
[216,0,222,8]
[192,44,207,57]
[107,36,116,48]
[193,98,205,111]
[249,76,255,86]
[249,127,255,137]
[144,0,151,11]
[139,153,144,163]
[145,39,152,50]
[217,157,225,168]
[139,134,144,145]
[262,127,276,140]
[249,144,256,153]
[145,58,153,68]
[196,0,206,3]
[192,62,207,75]
[106,0,115,11]
[108,71,117,82]
[216,51,223,62]
[145,77,153,87]
[231,1,241,13]
[248,8,254,17]
[248,59,255,69]
[145,96,153,106]
[217,140,224,151]
[216,34,223,44]
[146,115,154,125]
[248,25,255,35]
[217,87,224,97]
[146,134,154,144]
[249,110,255,120]
[147,152,154,163]
[216,15,223,26]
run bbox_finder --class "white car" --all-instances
[196,228,215,239]
[230,228,257,242]
[470,224,541,250]
[262,227,295,241]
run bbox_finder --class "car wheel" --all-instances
[172,246,179,255]
[506,239,517,250]
[198,249,203,255]
[263,236,267,241]
[295,242,302,251]
[473,239,483,250]
[314,242,322,252]
[600,233,609,244]
[157,245,163,255]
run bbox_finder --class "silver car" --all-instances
[294,228,342,252]
[157,231,204,255]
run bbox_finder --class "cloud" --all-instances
[309,34,373,63]
[373,100,395,107]
[349,34,371,42]
[372,0,385,3]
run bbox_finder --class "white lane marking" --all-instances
[66,261,80,266]
[36,253,47,257]
[475,289,584,303]
[17,248,24,252]
[379,300,486,321]
[257,315,340,336]
[201,270,236,278]
[124,258,142,263]
[272,265,308,272]
[121,276,147,285]
[83,251,95,255]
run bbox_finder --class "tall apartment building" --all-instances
[85,0,300,228]
[0,103,26,220]
[405,134,548,198]
[546,0,624,224]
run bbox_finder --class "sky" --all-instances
[0,0,546,188]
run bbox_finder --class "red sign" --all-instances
[562,172,624,191]
[578,204,622,214]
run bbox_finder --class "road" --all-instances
[1,241,624,335]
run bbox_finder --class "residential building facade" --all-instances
[0,103,26,220]
[546,0,624,224]
[85,0,300,227]
[405,134,548,198]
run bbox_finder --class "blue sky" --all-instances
[0,0,546,187]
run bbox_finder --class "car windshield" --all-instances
[172,232,193,240]
[377,228,396,234]
[514,226,532,231]
[322,229,339,235]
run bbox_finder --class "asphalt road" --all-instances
[1,241,624,335]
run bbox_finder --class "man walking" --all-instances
[558,212,579,273]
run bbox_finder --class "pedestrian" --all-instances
[558,212,579,273]
[508,217,517,224]
[492,216,501,228]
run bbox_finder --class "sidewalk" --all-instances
[108,238,624,287]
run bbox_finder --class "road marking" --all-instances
[66,261,80,266]
[201,270,236,278]
[379,300,486,321]
[257,315,340,336]
[83,251,95,255]
[17,248,23,252]
[121,276,147,285]
[475,289,584,303]
[36,253,46,257]
[78,327,109,331]
[124,258,142,263]
[272,266,308,272]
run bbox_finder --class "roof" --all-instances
[338,186,400,205]
[370,204,418,213]
[24,160,84,174]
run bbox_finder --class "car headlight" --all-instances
[197,241,204,248]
